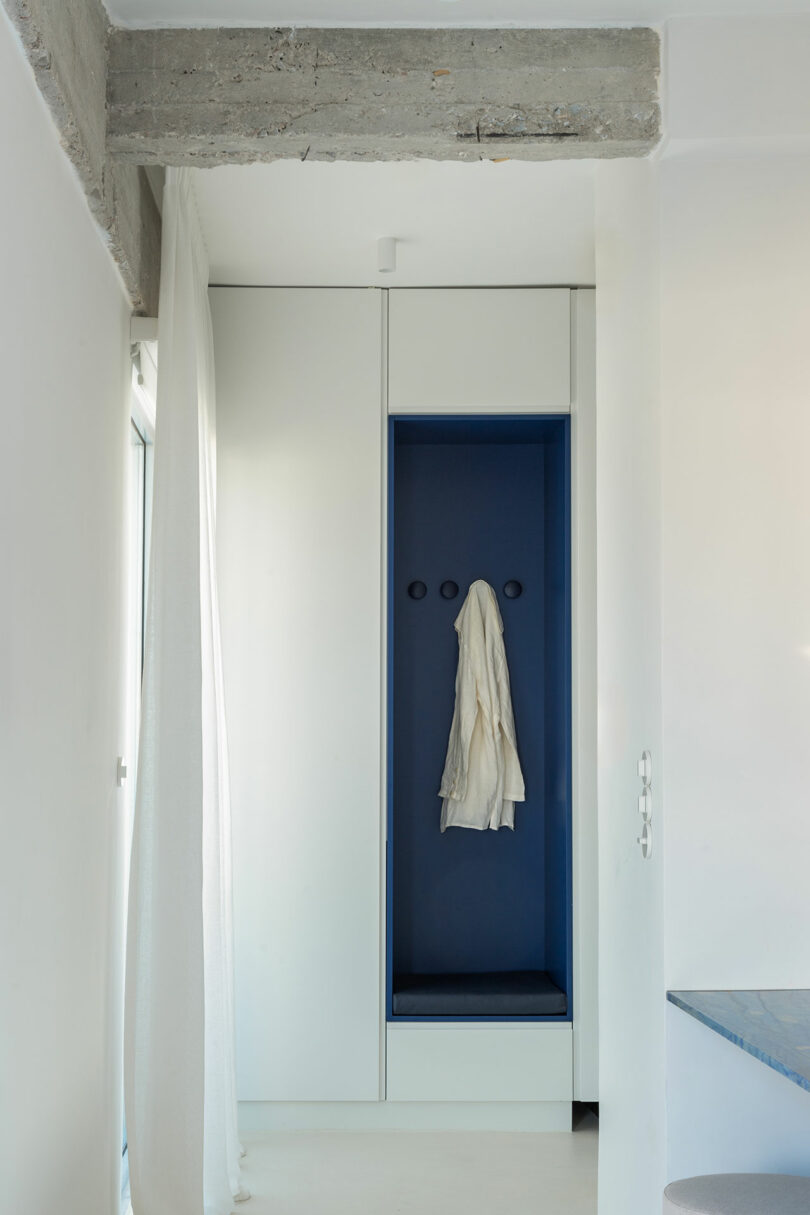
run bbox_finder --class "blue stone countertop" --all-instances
[668,989,810,1093]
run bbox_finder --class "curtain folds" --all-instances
[125,167,246,1215]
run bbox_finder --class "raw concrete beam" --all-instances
[4,0,161,313]
[107,26,660,164]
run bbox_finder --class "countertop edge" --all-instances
[667,990,810,1094]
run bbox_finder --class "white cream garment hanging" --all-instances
[438,580,525,831]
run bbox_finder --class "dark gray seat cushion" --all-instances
[392,970,567,1017]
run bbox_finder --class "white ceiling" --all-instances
[102,0,810,28]
[195,159,596,287]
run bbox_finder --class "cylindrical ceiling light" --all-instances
[377,237,397,273]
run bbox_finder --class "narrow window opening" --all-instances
[121,357,155,1211]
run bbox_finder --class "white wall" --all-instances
[0,11,132,1214]
[594,158,666,1215]
[667,1006,810,1180]
[667,14,810,142]
[195,159,596,288]
[660,145,810,1181]
[661,150,810,992]
[660,13,810,1186]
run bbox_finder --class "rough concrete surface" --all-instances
[107,26,660,164]
[4,0,161,312]
[3,14,660,306]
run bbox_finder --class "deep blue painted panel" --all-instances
[388,416,571,1020]
[386,423,396,1021]
[543,421,573,999]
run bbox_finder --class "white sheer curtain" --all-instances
[125,167,247,1215]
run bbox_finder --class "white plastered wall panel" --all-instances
[659,13,810,1185]
[212,287,384,1101]
[0,9,132,1214]
[594,159,666,1215]
[661,149,810,993]
[662,14,810,999]
[660,142,810,1185]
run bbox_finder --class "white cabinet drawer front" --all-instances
[388,288,571,414]
[386,1024,573,1102]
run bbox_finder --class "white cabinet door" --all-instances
[212,287,383,1102]
[388,288,571,414]
[386,1024,573,1102]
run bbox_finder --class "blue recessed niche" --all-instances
[387,416,572,1022]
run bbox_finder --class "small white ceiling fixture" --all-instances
[101,0,810,28]
[377,237,397,274]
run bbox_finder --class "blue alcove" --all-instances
[387,416,572,1021]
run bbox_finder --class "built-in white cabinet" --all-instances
[388,287,571,414]
[212,286,596,1120]
[212,288,384,1101]
[387,1023,573,1103]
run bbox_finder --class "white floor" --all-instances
[237,1114,598,1215]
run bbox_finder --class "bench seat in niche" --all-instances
[392,970,567,1017]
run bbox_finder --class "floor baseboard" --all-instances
[238,1100,572,1133]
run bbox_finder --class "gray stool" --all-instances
[664,1174,810,1214]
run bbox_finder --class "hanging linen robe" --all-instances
[438,580,525,831]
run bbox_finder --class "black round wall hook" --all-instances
[408,581,427,600]
[440,580,459,600]
[503,580,523,599]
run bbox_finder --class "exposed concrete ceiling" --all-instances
[108,26,660,164]
[101,0,810,28]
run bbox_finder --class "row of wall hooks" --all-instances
[407,579,523,601]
